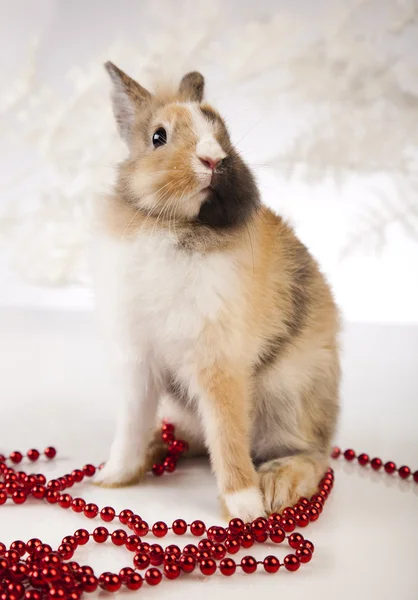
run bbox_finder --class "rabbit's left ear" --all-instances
[179,71,205,102]
[105,61,151,144]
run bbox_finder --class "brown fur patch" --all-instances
[198,365,259,494]
[179,71,205,102]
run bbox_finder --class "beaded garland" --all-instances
[0,423,416,599]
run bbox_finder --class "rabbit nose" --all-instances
[198,156,221,171]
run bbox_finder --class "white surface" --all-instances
[0,309,417,599]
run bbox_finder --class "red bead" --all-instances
[163,458,176,473]
[64,474,74,487]
[162,422,175,433]
[118,567,134,583]
[228,518,245,535]
[27,449,40,462]
[198,539,212,551]
[219,558,236,576]
[384,461,396,474]
[58,494,72,509]
[93,527,108,543]
[74,530,89,546]
[269,514,282,525]
[307,506,320,521]
[211,543,226,560]
[144,568,162,586]
[152,464,164,476]
[125,535,141,552]
[149,544,164,566]
[269,527,285,544]
[12,490,27,504]
[127,515,141,530]
[100,506,115,522]
[343,449,355,461]
[296,547,312,563]
[118,509,133,524]
[413,471,418,483]
[47,479,61,490]
[190,520,206,536]
[111,529,127,546]
[71,498,85,513]
[288,532,304,549]
[371,458,382,471]
[48,587,67,599]
[81,575,98,592]
[331,447,341,459]
[44,447,56,459]
[240,555,257,574]
[281,517,295,532]
[58,477,68,489]
[10,452,23,464]
[283,507,295,517]
[251,518,267,538]
[83,503,98,519]
[225,538,240,554]
[134,520,149,536]
[263,555,280,573]
[161,431,174,444]
[10,541,26,557]
[25,593,42,600]
[45,490,58,504]
[180,555,196,573]
[239,532,254,548]
[102,573,121,593]
[71,469,83,483]
[43,553,62,565]
[26,538,42,553]
[183,544,198,556]
[172,519,187,535]
[301,540,315,553]
[137,542,150,554]
[199,558,216,576]
[134,553,150,570]
[399,466,411,479]
[165,544,181,558]
[164,563,181,580]
[358,453,369,466]
[207,526,227,543]
[58,543,73,560]
[294,512,310,527]
[125,572,143,591]
[284,554,300,571]
[82,464,96,477]
[0,491,7,505]
[152,521,168,538]
[41,565,60,582]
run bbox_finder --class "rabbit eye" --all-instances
[152,127,167,148]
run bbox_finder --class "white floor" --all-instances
[0,309,417,599]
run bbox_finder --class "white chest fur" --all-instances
[94,229,243,373]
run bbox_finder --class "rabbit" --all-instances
[92,61,340,522]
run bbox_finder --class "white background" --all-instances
[0,3,417,600]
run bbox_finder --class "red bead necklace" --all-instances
[1,423,417,599]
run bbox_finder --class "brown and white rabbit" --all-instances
[93,62,340,521]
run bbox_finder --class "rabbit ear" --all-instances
[179,71,204,102]
[105,61,151,144]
